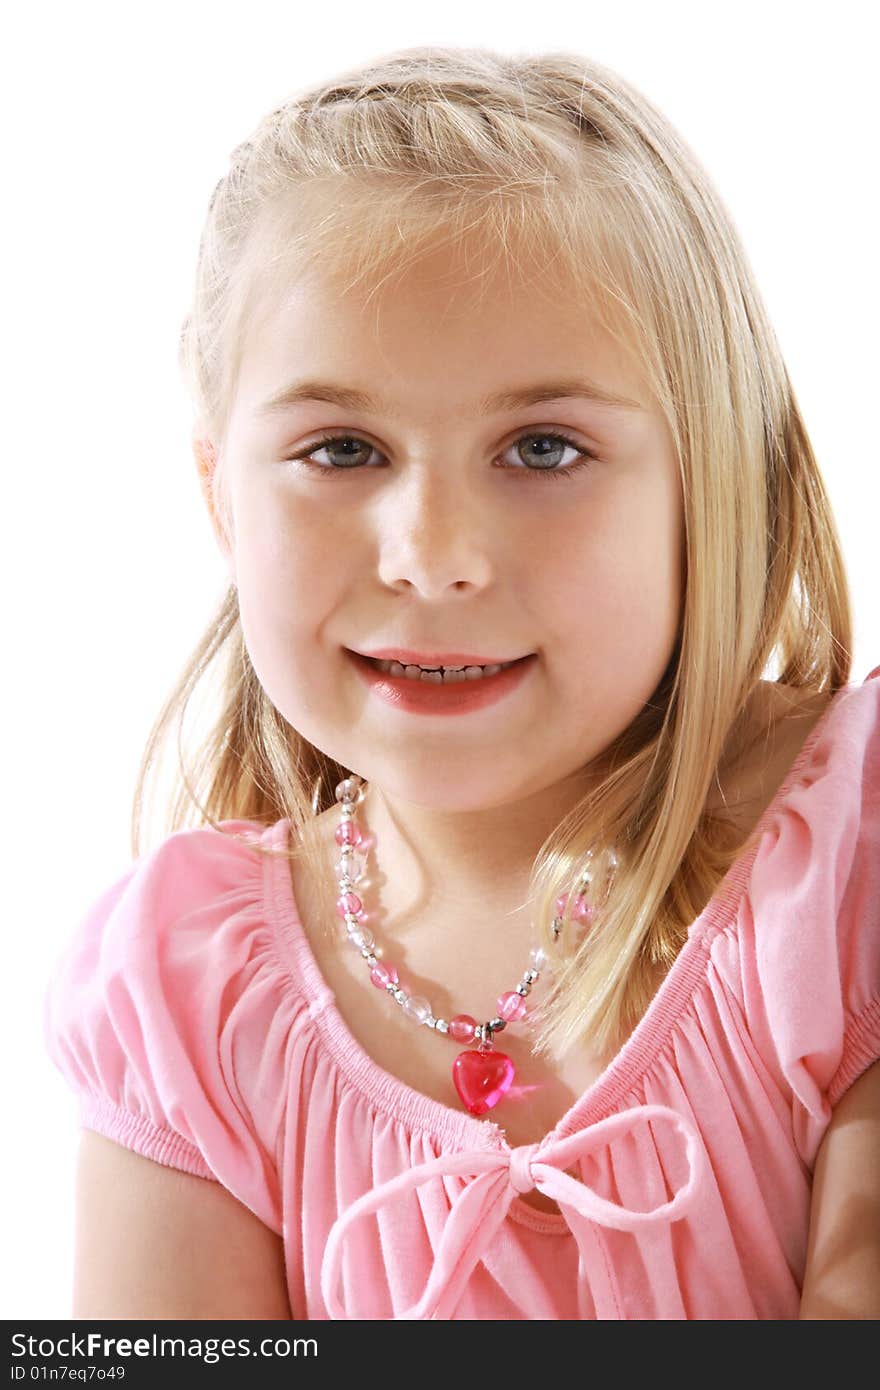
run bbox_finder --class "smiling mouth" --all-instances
[349,651,533,684]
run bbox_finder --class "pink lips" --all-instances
[346,649,536,716]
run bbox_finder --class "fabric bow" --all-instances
[321,1102,708,1319]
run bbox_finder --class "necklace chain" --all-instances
[331,774,617,1053]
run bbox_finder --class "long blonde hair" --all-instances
[132,44,852,1063]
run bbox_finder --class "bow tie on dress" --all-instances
[321,1102,709,1320]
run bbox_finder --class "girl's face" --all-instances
[214,241,685,815]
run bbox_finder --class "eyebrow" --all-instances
[254,376,644,418]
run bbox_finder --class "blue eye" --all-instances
[284,431,598,481]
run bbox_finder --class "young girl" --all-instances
[44,44,879,1321]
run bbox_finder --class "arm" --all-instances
[799,1057,880,1319]
[74,1130,294,1319]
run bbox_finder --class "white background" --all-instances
[3,0,876,1319]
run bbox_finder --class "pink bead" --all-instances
[573,894,596,923]
[555,891,595,922]
[449,1014,477,1043]
[335,820,363,846]
[370,962,399,989]
[497,990,527,1022]
[335,891,363,918]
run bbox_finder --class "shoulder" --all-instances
[748,667,880,885]
[126,818,276,922]
[706,671,878,832]
[43,817,293,1090]
[62,819,279,968]
[719,666,880,1159]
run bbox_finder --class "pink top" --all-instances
[44,667,880,1320]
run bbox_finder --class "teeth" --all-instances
[375,659,511,683]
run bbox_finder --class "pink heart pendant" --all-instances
[452,1049,515,1115]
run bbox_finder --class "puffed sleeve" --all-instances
[43,820,286,1234]
[738,669,880,1165]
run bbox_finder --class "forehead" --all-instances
[233,232,649,420]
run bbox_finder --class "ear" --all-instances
[192,429,236,585]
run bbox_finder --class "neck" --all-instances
[353,773,594,927]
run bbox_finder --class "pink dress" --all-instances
[43,668,880,1319]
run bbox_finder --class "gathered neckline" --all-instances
[260,680,854,1233]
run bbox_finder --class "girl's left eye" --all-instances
[283,430,598,481]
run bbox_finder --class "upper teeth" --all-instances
[375,659,514,683]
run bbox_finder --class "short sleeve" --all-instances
[43,821,286,1234]
[738,670,880,1163]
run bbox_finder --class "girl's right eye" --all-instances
[287,434,378,470]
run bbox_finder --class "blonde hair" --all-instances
[133,44,852,1064]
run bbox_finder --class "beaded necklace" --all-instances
[331,774,618,1114]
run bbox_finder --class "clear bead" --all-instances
[348,926,374,950]
[335,776,363,804]
[335,849,367,883]
[530,945,548,971]
[403,994,432,1023]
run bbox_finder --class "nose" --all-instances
[375,464,495,598]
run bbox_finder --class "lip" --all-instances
[357,648,529,667]
[345,648,537,716]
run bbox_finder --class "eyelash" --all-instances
[283,430,598,482]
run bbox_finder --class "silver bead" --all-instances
[516,982,531,996]
[524,967,539,983]
[435,1018,449,1034]
[364,952,377,967]
[391,987,406,1004]
[489,1017,505,1032]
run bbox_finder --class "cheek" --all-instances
[232,486,344,656]
[235,483,339,589]
[545,485,683,655]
